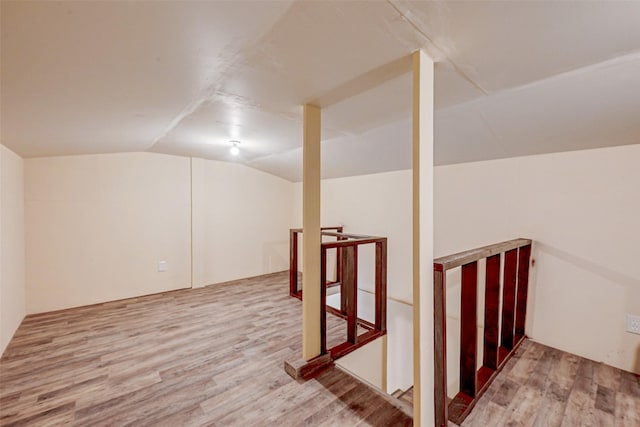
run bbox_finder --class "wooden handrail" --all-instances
[320,231,383,240]
[434,238,532,426]
[289,226,344,233]
[321,238,388,249]
[289,227,344,297]
[289,227,387,363]
[434,238,531,271]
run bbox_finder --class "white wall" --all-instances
[523,145,639,373]
[336,336,385,390]
[25,153,192,313]
[293,169,414,393]
[24,153,293,314]
[0,144,26,356]
[191,158,292,287]
[436,144,640,374]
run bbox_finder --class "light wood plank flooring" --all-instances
[0,272,412,426]
[461,339,640,426]
[390,337,639,426]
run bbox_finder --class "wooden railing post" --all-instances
[375,240,387,332]
[460,261,478,398]
[501,249,518,351]
[320,246,327,355]
[342,245,358,344]
[336,226,344,286]
[515,244,532,341]
[339,237,348,314]
[289,230,298,297]
[433,264,448,427]
[483,254,501,370]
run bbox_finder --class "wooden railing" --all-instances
[433,239,532,426]
[289,226,343,298]
[289,228,387,360]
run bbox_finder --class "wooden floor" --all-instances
[461,339,640,426]
[386,338,639,426]
[0,272,412,426]
[4,272,637,427]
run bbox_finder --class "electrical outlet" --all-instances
[158,261,167,272]
[627,314,640,335]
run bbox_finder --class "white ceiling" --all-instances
[2,1,639,181]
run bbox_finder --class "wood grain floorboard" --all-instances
[459,340,640,426]
[0,271,411,426]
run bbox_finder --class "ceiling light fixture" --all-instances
[229,140,240,156]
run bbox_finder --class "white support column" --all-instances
[302,104,322,361]
[412,50,435,426]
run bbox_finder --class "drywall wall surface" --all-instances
[434,159,521,257]
[336,336,385,390]
[435,144,640,374]
[0,145,26,355]
[519,145,640,374]
[25,153,191,313]
[385,297,414,393]
[191,158,292,287]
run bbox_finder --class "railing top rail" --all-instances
[322,236,386,249]
[434,238,532,271]
[290,226,342,233]
[291,228,383,243]
[320,231,375,239]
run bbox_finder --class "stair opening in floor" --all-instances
[286,227,387,375]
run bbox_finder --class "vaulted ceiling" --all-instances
[2,1,639,181]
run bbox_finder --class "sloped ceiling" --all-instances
[2,1,639,181]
